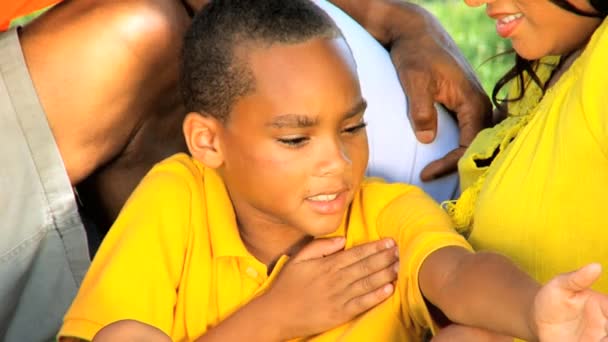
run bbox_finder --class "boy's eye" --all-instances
[277,136,309,147]
[343,121,367,134]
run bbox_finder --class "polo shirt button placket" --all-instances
[245,266,259,280]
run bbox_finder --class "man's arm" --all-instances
[329,0,492,180]
[21,0,190,185]
[19,0,193,236]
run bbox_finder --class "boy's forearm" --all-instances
[195,294,284,342]
[87,296,283,342]
[420,246,540,341]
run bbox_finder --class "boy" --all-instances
[59,1,608,341]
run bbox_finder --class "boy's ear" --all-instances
[183,112,224,168]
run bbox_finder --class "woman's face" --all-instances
[464,0,602,59]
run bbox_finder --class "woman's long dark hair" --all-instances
[491,0,606,115]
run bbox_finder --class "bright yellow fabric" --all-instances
[59,153,471,342]
[451,19,608,291]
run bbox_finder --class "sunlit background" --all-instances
[413,0,512,97]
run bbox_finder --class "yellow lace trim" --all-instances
[443,56,561,236]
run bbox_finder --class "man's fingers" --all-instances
[410,97,438,144]
[561,263,603,293]
[343,283,394,317]
[420,147,465,181]
[398,69,438,144]
[292,237,346,262]
[454,99,491,148]
[328,239,396,270]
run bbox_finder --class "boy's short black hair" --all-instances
[180,0,341,121]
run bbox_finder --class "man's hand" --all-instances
[261,237,399,340]
[532,263,608,341]
[329,0,493,180]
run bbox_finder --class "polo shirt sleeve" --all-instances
[375,185,472,335]
[580,20,608,157]
[59,159,196,341]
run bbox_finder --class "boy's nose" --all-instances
[317,139,351,177]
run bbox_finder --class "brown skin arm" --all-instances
[432,324,512,342]
[20,0,191,233]
[59,320,171,342]
[68,298,283,342]
[21,0,190,186]
[419,246,540,340]
[70,304,282,342]
[329,0,493,180]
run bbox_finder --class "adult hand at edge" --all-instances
[390,3,492,181]
[329,0,493,181]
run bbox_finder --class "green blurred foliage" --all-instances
[412,0,513,100]
[9,5,54,29]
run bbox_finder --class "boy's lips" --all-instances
[493,13,523,38]
[306,190,348,215]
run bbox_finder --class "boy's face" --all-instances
[218,37,368,238]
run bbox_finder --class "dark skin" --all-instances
[18,0,491,236]
[329,0,492,180]
[21,0,191,234]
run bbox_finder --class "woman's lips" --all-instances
[495,13,523,38]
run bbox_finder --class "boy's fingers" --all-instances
[340,247,398,285]
[561,263,602,293]
[328,239,397,270]
[344,283,394,317]
[292,237,346,262]
[343,261,399,300]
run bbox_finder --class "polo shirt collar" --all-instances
[199,163,254,260]
[197,161,351,259]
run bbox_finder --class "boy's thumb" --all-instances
[292,237,346,262]
[560,263,602,293]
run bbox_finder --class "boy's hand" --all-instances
[533,263,608,341]
[261,237,399,340]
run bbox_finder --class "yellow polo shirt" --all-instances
[59,153,471,341]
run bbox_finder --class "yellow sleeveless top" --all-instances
[446,19,608,290]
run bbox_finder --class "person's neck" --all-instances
[546,46,586,89]
[236,213,313,268]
